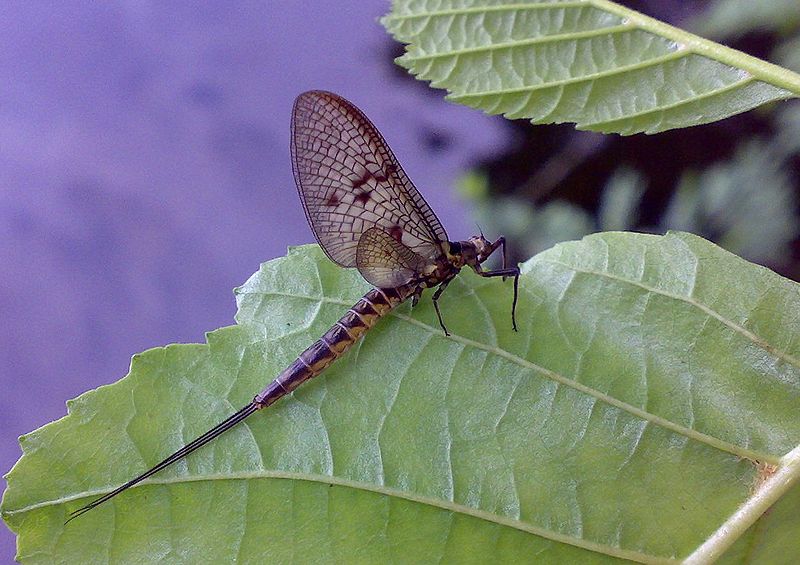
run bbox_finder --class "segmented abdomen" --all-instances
[253,285,414,407]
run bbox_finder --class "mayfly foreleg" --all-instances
[472,263,520,332]
[478,236,510,275]
[469,234,519,331]
[494,236,510,279]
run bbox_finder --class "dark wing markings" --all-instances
[291,90,449,268]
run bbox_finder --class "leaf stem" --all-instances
[592,0,800,94]
[684,443,800,563]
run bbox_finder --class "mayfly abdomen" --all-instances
[255,285,412,407]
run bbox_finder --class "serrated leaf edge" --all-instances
[383,0,800,133]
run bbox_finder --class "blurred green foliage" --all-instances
[457,0,800,280]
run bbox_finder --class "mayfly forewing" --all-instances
[291,90,448,273]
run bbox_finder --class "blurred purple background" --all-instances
[0,2,509,556]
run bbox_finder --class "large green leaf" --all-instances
[381,0,800,134]
[3,232,799,563]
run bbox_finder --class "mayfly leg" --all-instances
[475,236,520,332]
[501,238,513,282]
[431,280,453,336]
[475,266,519,332]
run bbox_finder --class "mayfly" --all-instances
[68,90,519,521]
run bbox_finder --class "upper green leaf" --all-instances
[2,233,799,563]
[381,0,800,134]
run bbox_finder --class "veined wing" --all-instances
[355,226,425,288]
[291,90,448,270]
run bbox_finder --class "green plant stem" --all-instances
[684,443,800,564]
[593,0,800,93]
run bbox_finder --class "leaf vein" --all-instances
[384,2,601,21]
[406,23,633,62]
[241,289,782,463]
[579,76,759,130]
[542,259,800,369]
[448,48,687,100]
[39,470,679,565]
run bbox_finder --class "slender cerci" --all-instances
[68,91,520,521]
